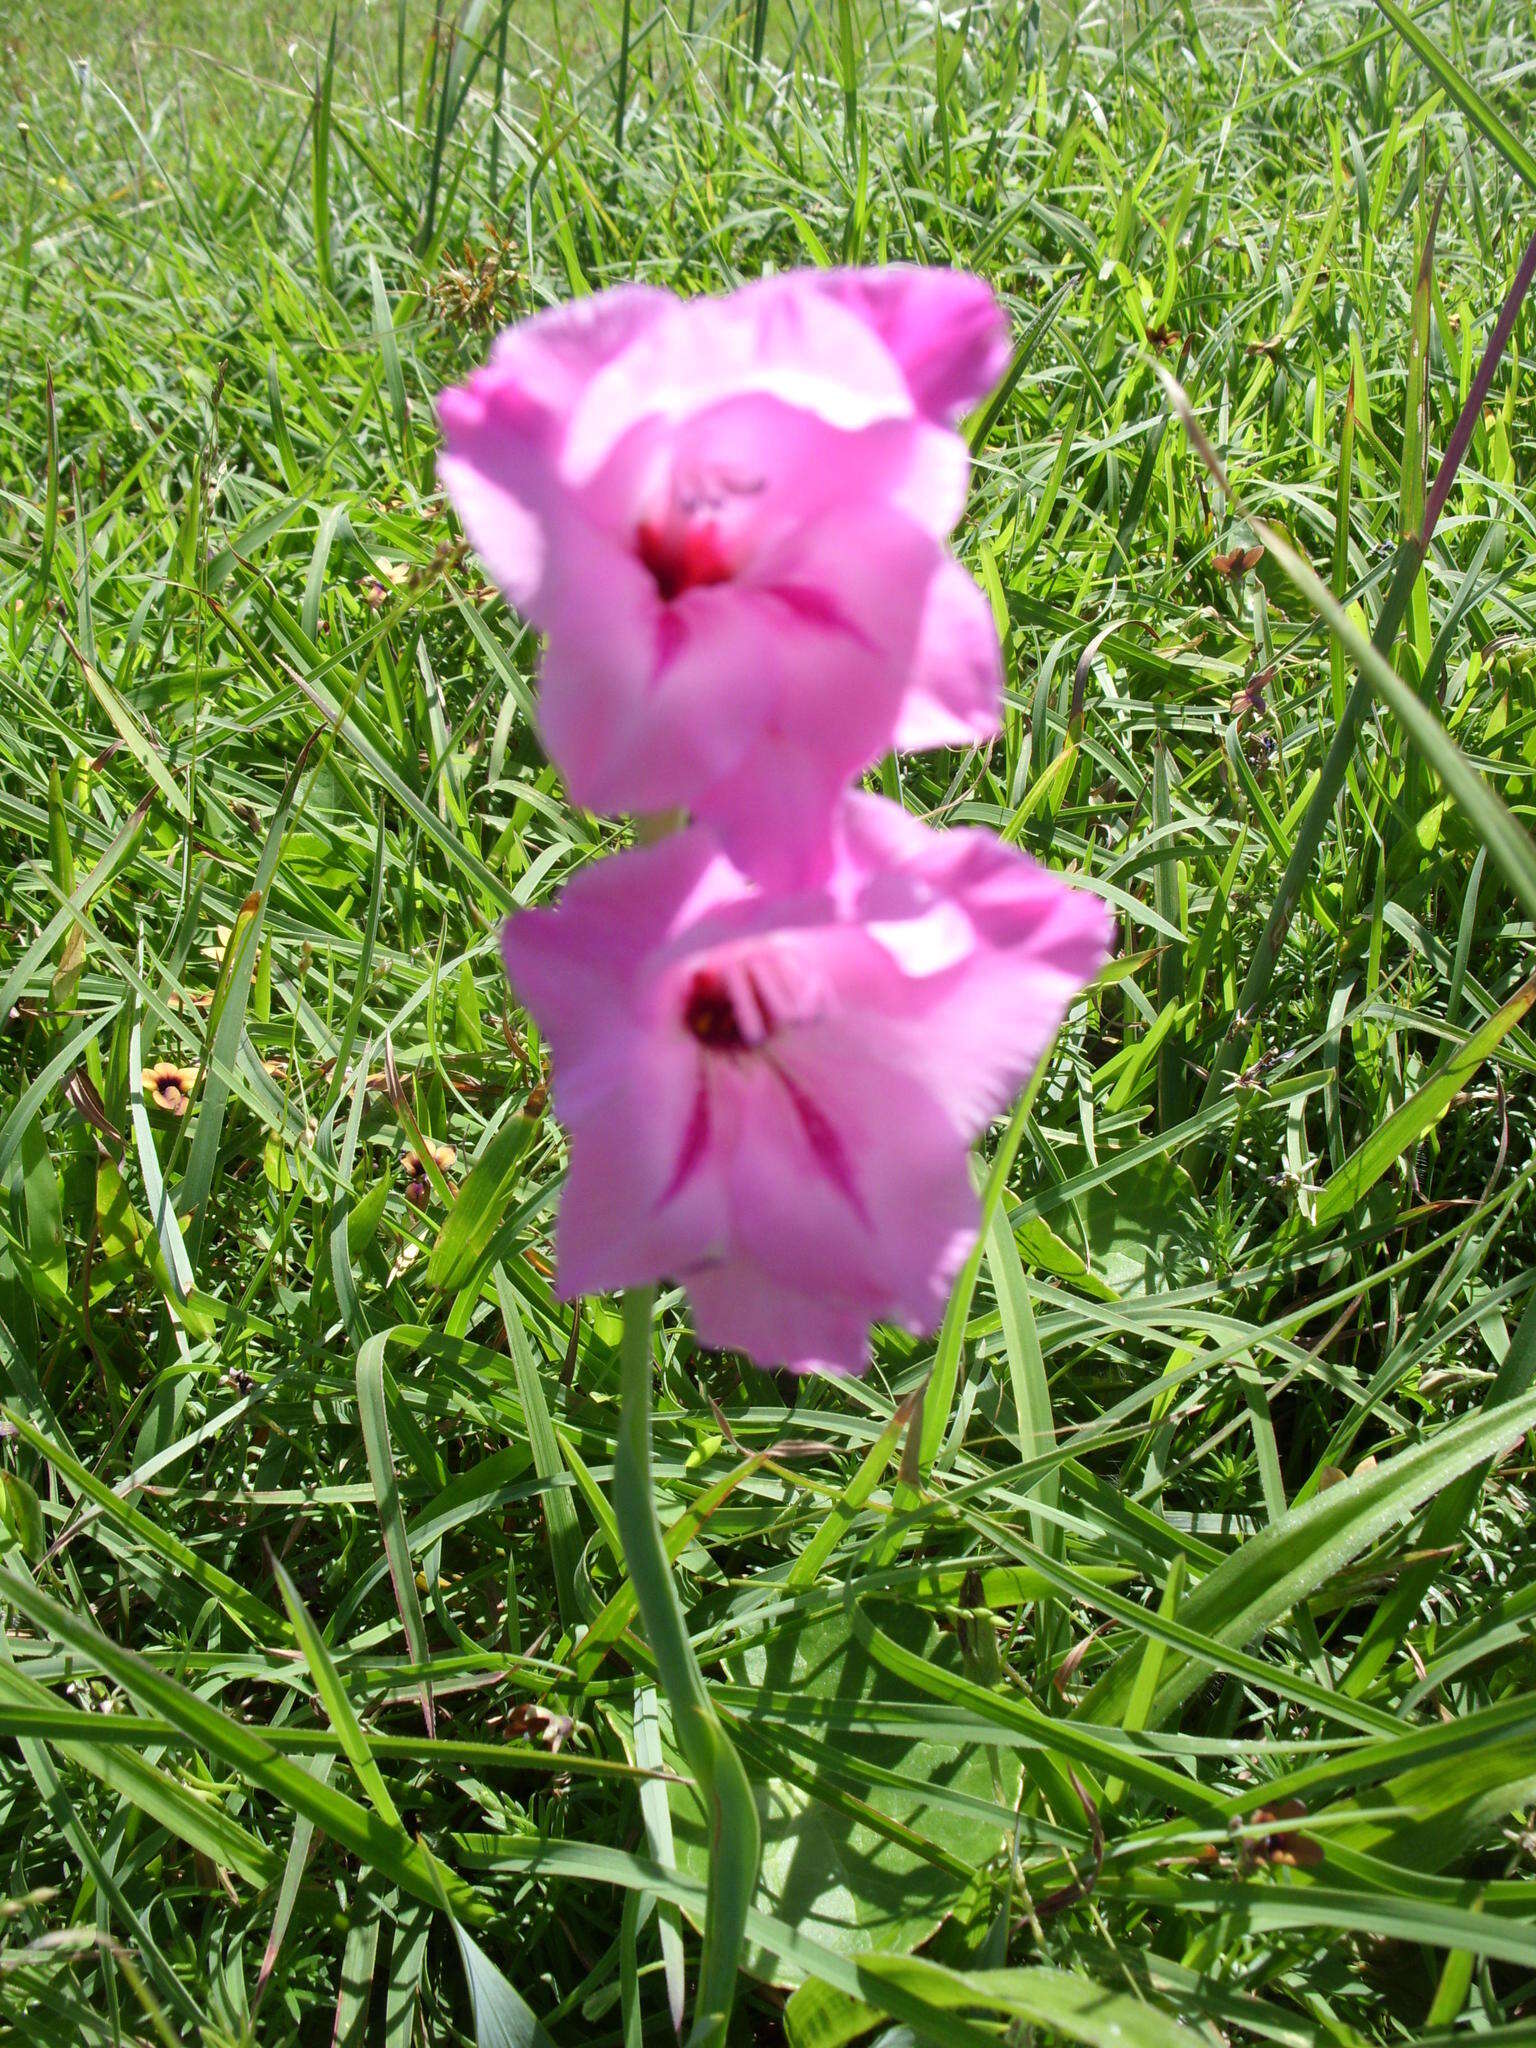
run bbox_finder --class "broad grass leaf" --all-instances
[452,1925,556,2048]
[427,1099,542,1293]
[671,1601,1020,1983]
[1081,1384,1536,1727]
[0,1565,480,1922]
[855,1954,1201,2048]
[1082,1153,1208,1297]
[1325,1738,1536,1872]
[0,1471,44,1563]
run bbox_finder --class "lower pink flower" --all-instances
[501,796,1112,1375]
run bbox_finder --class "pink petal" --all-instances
[540,497,950,847]
[537,575,775,819]
[437,287,673,608]
[722,1034,980,1338]
[562,281,914,481]
[644,391,971,541]
[436,430,552,614]
[438,278,1003,837]
[680,503,950,870]
[802,266,1012,420]
[498,791,1109,1383]
[694,738,857,890]
[688,1260,872,1376]
[834,795,1116,1128]
[553,1042,727,1298]
[484,284,676,428]
[499,833,746,1065]
[892,554,1005,752]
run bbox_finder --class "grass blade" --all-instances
[613,1291,759,2048]
[355,1337,437,1735]
[1374,0,1536,193]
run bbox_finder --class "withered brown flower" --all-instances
[401,1139,457,1206]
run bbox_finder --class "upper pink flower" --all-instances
[501,795,1112,1375]
[438,268,1011,878]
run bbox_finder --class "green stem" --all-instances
[613,1288,760,2048]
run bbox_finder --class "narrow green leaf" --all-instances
[2,1401,284,1642]
[1313,973,1535,1228]
[614,1290,760,2048]
[355,1337,436,1734]
[1082,1383,1536,1726]
[368,254,410,455]
[1400,182,1444,543]
[0,1567,481,1922]
[271,1556,401,1827]
[312,16,337,290]
[1374,0,1536,193]
[452,1923,556,2048]
[493,1267,581,1631]
[428,1093,544,1293]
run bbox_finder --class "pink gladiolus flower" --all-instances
[438,268,1010,877]
[501,795,1111,1376]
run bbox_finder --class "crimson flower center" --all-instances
[682,970,749,1052]
[636,518,735,603]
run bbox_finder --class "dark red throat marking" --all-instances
[683,970,747,1052]
[636,519,734,603]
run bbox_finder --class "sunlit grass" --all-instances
[1,2,1535,2042]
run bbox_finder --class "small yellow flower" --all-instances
[143,1063,197,1115]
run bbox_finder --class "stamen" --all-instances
[683,970,748,1051]
[636,519,734,602]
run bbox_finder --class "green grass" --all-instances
[2,0,1536,2042]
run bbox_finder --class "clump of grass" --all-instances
[1,2,1535,2043]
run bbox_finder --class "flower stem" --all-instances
[614,1287,760,2048]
